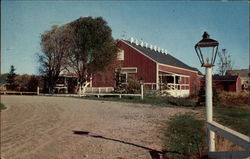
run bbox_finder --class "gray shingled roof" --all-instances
[226,69,249,78]
[123,40,202,75]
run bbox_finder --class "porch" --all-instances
[144,70,190,97]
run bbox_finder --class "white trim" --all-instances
[156,63,159,89]
[208,121,250,150]
[115,67,137,73]
[158,69,190,77]
[158,63,198,73]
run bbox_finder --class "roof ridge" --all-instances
[122,40,201,74]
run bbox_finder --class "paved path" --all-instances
[1,95,192,159]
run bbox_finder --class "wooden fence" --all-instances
[207,121,250,159]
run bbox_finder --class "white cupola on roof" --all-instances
[154,45,157,51]
[130,37,134,43]
[150,44,153,50]
[135,39,139,45]
[140,41,144,47]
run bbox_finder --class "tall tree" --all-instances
[67,17,118,94]
[217,49,233,76]
[6,65,17,90]
[39,25,73,93]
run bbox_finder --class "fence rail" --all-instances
[0,91,38,95]
[82,87,114,93]
[208,121,250,159]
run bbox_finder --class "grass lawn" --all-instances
[214,107,250,136]
[0,103,6,110]
[80,95,197,107]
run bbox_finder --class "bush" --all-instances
[165,96,196,107]
[163,113,205,159]
[197,87,221,106]
[219,91,249,107]
[0,104,6,110]
[126,79,141,94]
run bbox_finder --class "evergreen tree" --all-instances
[6,65,17,90]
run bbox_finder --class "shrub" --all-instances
[126,79,141,94]
[197,87,221,106]
[165,96,196,107]
[219,91,249,107]
[163,113,205,159]
[0,104,6,110]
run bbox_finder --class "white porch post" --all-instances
[156,63,159,90]
[206,67,215,151]
[173,75,176,90]
[141,83,144,100]
[37,86,39,95]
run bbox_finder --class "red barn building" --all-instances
[200,75,242,92]
[90,39,202,97]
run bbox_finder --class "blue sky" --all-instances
[1,1,249,75]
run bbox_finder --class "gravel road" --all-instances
[1,95,193,159]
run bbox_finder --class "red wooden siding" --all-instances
[118,41,157,83]
[200,76,242,92]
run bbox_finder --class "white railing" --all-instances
[207,121,250,159]
[82,87,114,93]
[144,83,189,90]
[165,83,189,90]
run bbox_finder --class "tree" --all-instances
[216,49,233,76]
[6,65,18,90]
[27,76,39,92]
[39,25,73,93]
[67,17,118,94]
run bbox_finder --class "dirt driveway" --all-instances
[1,95,192,159]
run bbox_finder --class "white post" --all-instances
[141,84,144,100]
[37,86,39,95]
[205,67,215,152]
[78,86,81,96]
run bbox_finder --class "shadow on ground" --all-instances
[72,130,180,159]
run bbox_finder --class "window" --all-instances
[120,73,127,83]
[117,49,124,60]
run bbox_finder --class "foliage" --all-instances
[163,113,205,159]
[15,75,40,92]
[0,104,6,110]
[83,94,197,108]
[39,25,72,93]
[125,80,141,94]
[165,96,196,107]
[196,87,221,106]
[216,49,233,76]
[27,76,39,92]
[67,17,118,89]
[218,91,248,108]
[114,68,126,93]
[6,65,18,90]
[214,108,250,136]
[16,75,30,91]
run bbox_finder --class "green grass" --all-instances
[214,107,250,136]
[163,113,205,159]
[80,95,196,108]
[0,103,6,110]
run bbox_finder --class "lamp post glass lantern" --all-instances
[195,32,219,152]
[195,32,219,67]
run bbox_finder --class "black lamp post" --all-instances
[195,32,219,152]
[195,32,219,67]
